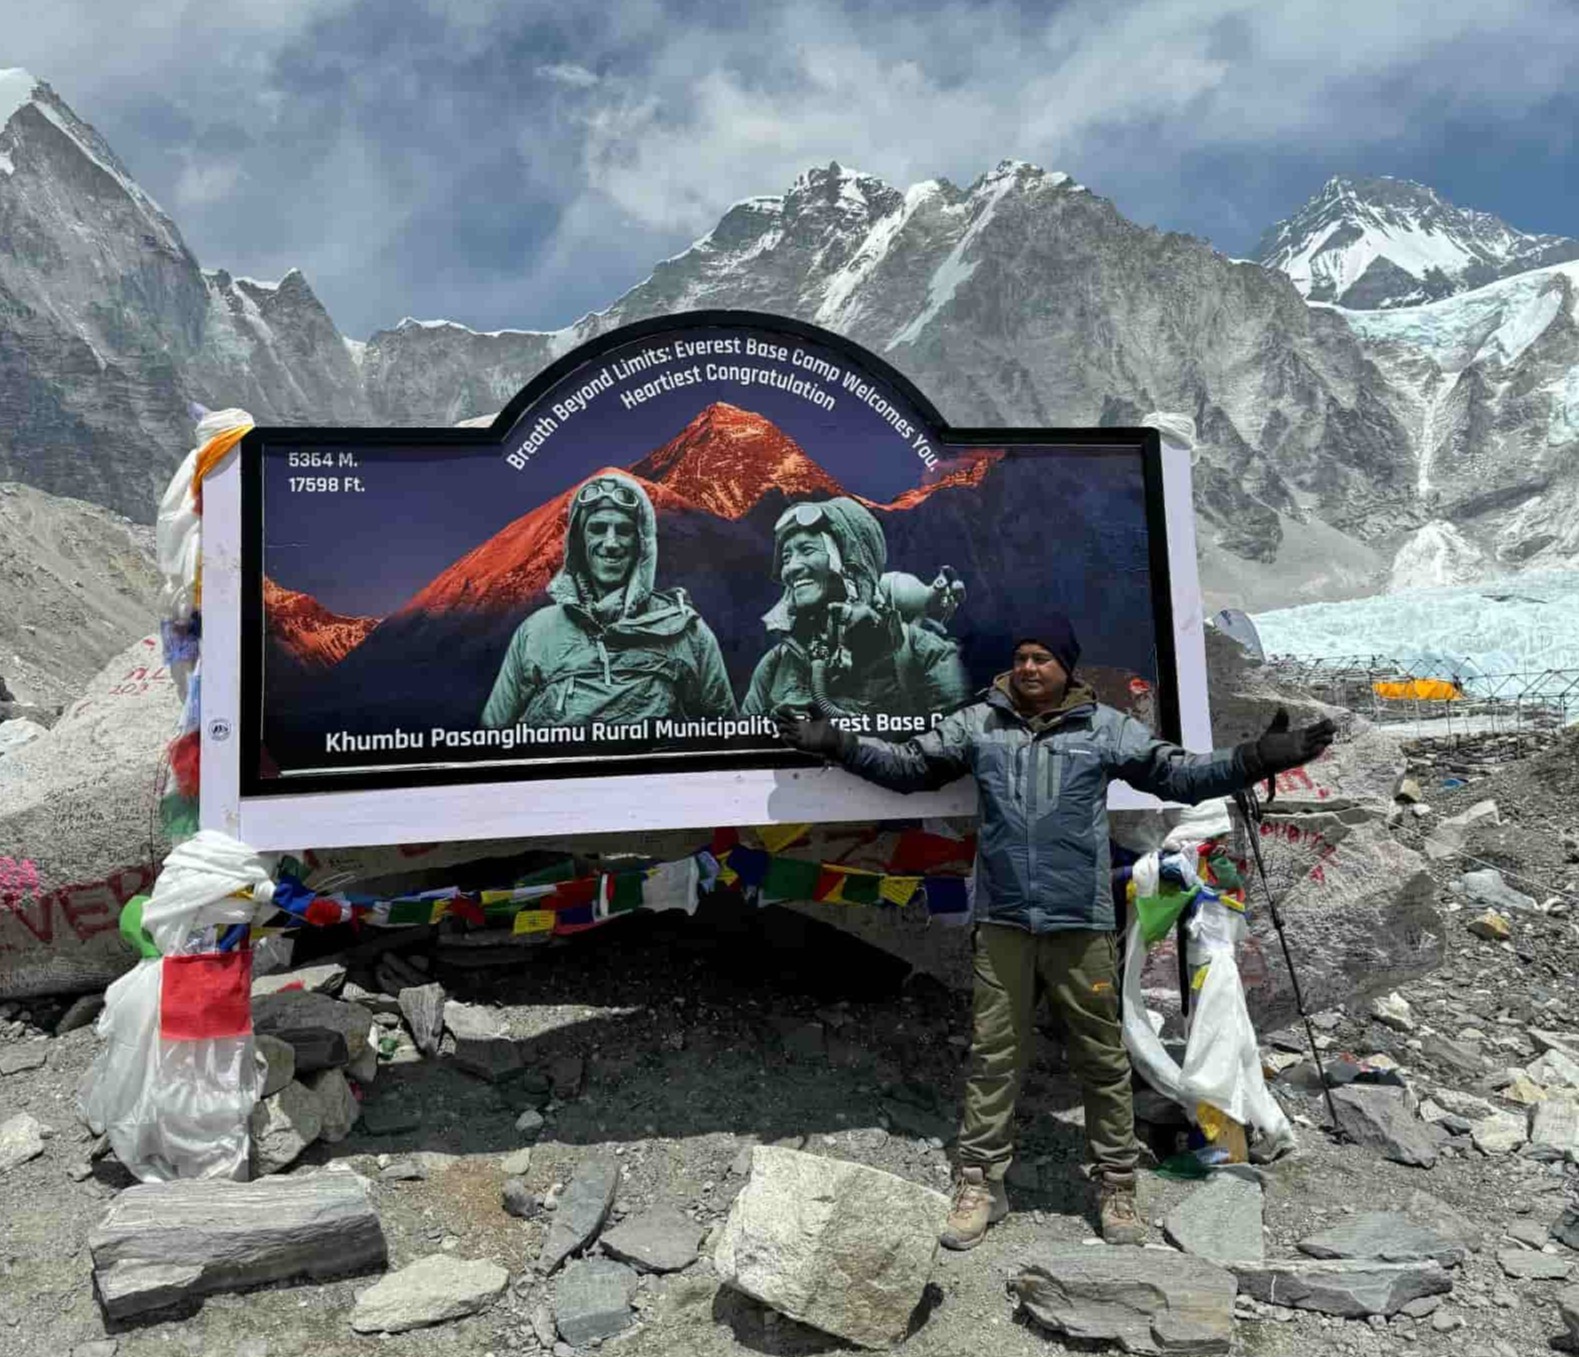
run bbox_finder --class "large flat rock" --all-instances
[350,1254,507,1333]
[1231,1258,1451,1318]
[715,1145,947,1349]
[251,991,371,1072]
[88,1171,386,1319]
[1299,1212,1465,1268]
[1331,1085,1437,1167]
[1013,1244,1236,1354]
[1163,1174,1264,1263]
[601,1204,707,1273]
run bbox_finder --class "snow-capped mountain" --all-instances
[2,69,1577,611]
[1254,175,1579,310]
[0,69,365,520]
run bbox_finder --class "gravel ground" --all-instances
[2,765,1577,1357]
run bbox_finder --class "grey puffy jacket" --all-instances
[843,682,1252,932]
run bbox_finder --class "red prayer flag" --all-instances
[161,951,253,1040]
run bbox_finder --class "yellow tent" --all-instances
[1372,678,1462,701]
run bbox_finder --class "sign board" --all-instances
[200,311,1209,849]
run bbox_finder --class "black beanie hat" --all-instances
[1014,614,1080,676]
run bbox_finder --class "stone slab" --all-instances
[1163,1174,1264,1264]
[553,1257,638,1346]
[1014,1245,1236,1354]
[539,1158,619,1275]
[88,1171,386,1319]
[1231,1258,1451,1318]
[1298,1212,1466,1268]
[602,1205,708,1273]
[350,1254,507,1334]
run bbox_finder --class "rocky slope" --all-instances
[0,70,365,524]
[0,481,159,707]
[1255,175,1579,310]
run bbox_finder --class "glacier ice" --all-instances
[1252,569,1579,694]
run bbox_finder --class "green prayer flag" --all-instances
[610,872,645,912]
[386,898,431,925]
[1135,887,1195,947]
[839,873,881,905]
[516,857,578,888]
[761,856,821,900]
[119,894,161,959]
[159,793,199,839]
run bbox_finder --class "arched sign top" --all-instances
[204,310,1208,849]
[490,310,949,447]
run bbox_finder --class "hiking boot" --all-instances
[1097,1173,1145,1245]
[940,1166,1009,1250]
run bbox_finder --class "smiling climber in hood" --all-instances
[481,470,736,728]
[741,496,970,721]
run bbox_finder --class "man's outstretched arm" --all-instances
[1108,706,1336,803]
[776,709,976,793]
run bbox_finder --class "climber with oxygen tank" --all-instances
[742,497,971,721]
[776,612,1335,1249]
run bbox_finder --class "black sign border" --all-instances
[239,310,1176,799]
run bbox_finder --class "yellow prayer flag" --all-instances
[512,910,555,935]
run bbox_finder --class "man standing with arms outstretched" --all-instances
[777,614,1333,1248]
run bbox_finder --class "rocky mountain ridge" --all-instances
[1255,174,1579,310]
[2,71,1577,612]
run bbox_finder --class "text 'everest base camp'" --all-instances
[1,59,1578,1357]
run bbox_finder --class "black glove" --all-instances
[775,713,854,762]
[1239,707,1336,779]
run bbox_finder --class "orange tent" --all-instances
[1372,678,1462,701]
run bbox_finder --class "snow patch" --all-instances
[1389,521,1486,591]
[814,181,936,327]
[888,172,1017,347]
[1550,366,1579,447]
[0,68,37,129]
[342,337,367,368]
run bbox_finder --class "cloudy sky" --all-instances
[16,0,1579,338]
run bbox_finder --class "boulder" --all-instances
[715,1145,948,1349]
[304,1067,359,1143]
[444,1001,522,1082]
[1228,821,1440,1031]
[249,1081,323,1174]
[1162,1174,1264,1264]
[1469,1110,1526,1155]
[1370,992,1414,1032]
[1467,910,1512,942]
[1459,869,1538,915]
[1553,1207,1579,1251]
[1558,1286,1579,1345]
[0,1111,46,1174]
[0,717,48,757]
[88,1171,386,1319]
[1528,1047,1579,1091]
[538,1158,620,1275]
[255,1034,296,1099]
[0,1043,48,1075]
[1298,1212,1466,1268]
[251,991,370,1072]
[398,982,447,1056]
[601,1205,708,1273]
[0,636,174,1001]
[1528,1099,1579,1160]
[1330,1085,1437,1167]
[502,1178,538,1219]
[1230,1258,1451,1317]
[251,962,346,997]
[553,1257,638,1346]
[350,1254,508,1334]
[1012,1245,1236,1355]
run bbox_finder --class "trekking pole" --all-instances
[1232,787,1345,1141]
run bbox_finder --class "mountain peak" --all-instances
[0,68,40,128]
[630,402,844,519]
[1255,174,1579,309]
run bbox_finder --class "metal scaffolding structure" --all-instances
[1265,654,1579,742]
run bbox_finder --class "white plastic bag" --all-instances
[80,831,276,1181]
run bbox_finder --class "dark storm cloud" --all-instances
[13,0,1579,338]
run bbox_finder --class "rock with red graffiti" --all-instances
[0,635,178,999]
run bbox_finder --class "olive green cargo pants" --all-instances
[957,923,1138,1182]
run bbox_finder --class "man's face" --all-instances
[780,529,834,608]
[583,507,637,590]
[1010,642,1067,705]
